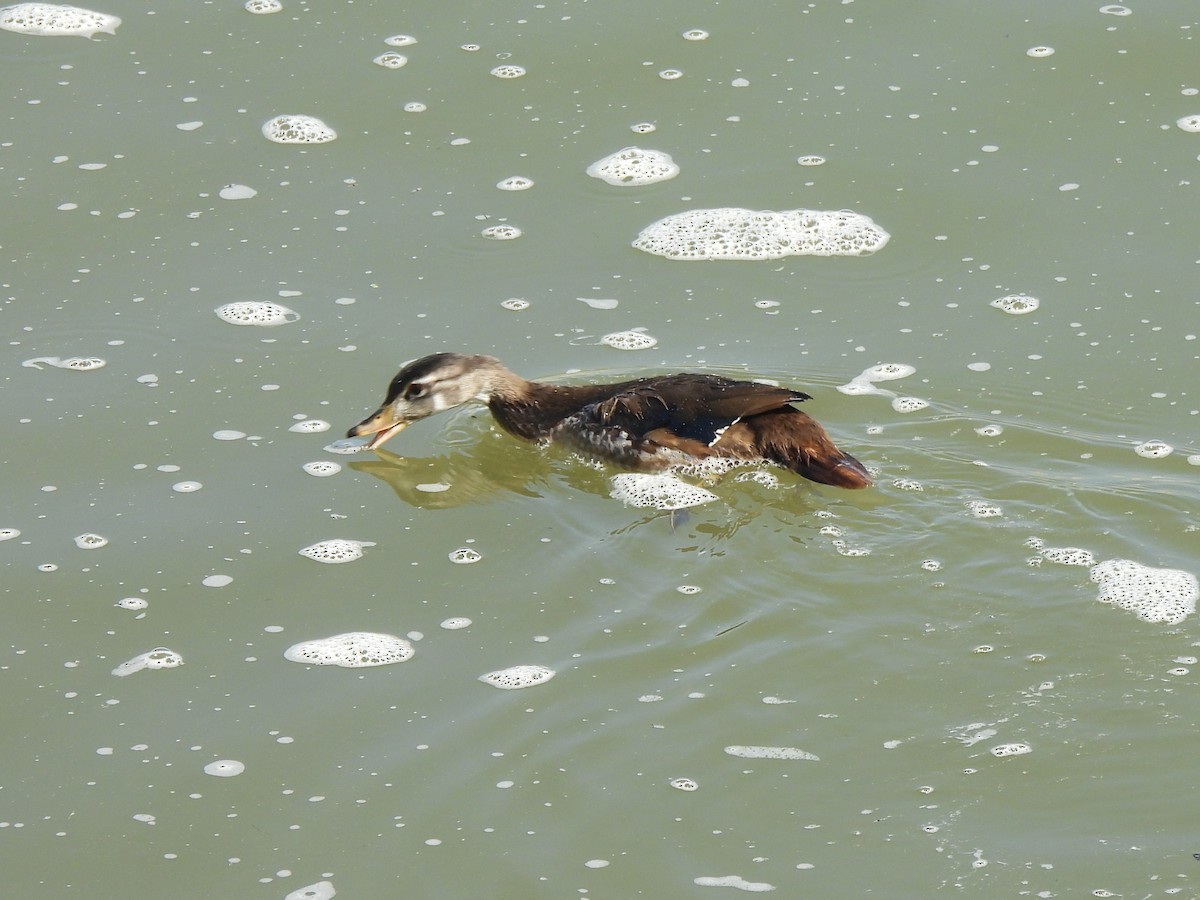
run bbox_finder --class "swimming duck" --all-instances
[347,353,871,489]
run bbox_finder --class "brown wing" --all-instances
[588,375,808,445]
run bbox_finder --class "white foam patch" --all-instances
[670,776,699,791]
[440,616,472,630]
[723,745,819,761]
[298,539,375,563]
[203,759,245,777]
[0,529,20,541]
[218,183,257,200]
[323,437,370,454]
[1089,558,1198,624]
[1134,440,1173,459]
[496,175,534,191]
[1176,115,1200,133]
[0,3,119,37]
[1040,546,1095,567]
[22,355,106,371]
[214,301,299,326]
[244,0,281,13]
[74,532,107,549]
[587,147,680,186]
[285,632,414,667]
[991,293,1040,315]
[302,460,341,477]
[112,647,184,677]
[261,114,337,144]
[481,224,522,240]
[965,500,1003,518]
[479,664,556,689]
[490,64,526,78]
[116,597,148,610]
[633,208,889,260]
[891,396,929,413]
[610,473,717,510]
[449,547,481,564]
[373,51,407,69]
[990,742,1032,758]
[601,329,658,350]
[286,882,336,900]
[837,362,916,396]
[289,419,331,433]
[694,875,777,892]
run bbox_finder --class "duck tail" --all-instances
[787,449,872,489]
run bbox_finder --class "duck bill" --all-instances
[348,409,410,450]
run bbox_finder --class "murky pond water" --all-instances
[3,0,1199,896]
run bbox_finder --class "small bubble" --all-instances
[1026,46,1055,58]
[172,481,203,493]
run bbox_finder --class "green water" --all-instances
[3,0,1199,896]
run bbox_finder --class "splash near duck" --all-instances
[348,353,871,490]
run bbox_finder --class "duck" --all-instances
[347,353,871,489]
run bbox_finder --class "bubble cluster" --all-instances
[837,362,916,396]
[1089,559,1198,624]
[0,3,120,37]
[965,500,1002,518]
[1133,440,1173,459]
[990,742,1032,758]
[891,397,929,413]
[289,419,331,433]
[490,64,526,78]
[796,155,827,167]
[723,745,819,761]
[449,547,481,564]
[214,301,299,326]
[116,597,149,610]
[1176,115,1200,133]
[496,176,534,191]
[481,224,522,240]
[23,355,106,371]
[1040,547,1095,566]
[601,330,658,350]
[298,539,375,563]
[990,294,1040,315]
[244,0,280,13]
[669,777,699,791]
[301,461,341,477]
[284,632,414,667]
[610,473,717,510]
[478,664,556,689]
[373,52,407,69]
[112,647,184,677]
[440,617,472,630]
[586,147,680,186]
[384,34,416,46]
[630,122,656,134]
[261,114,337,144]
[500,298,529,311]
[74,532,107,549]
[633,208,890,260]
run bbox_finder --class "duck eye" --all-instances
[403,382,428,401]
